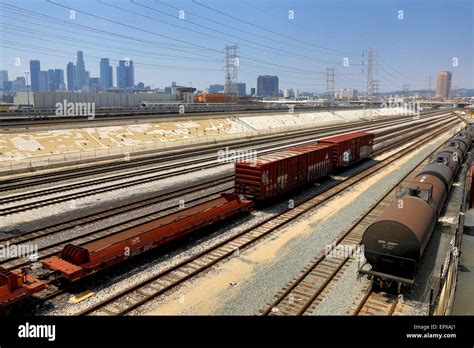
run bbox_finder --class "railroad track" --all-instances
[0,180,233,270]
[259,124,459,316]
[350,289,399,316]
[0,107,446,128]
[0,114,455,216]
[0,117,457,271]
[76,119,460,316]
[0,111,448,193]
[0,175,234,243]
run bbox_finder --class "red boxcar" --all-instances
[42,193,253,281]
[235,143,334,200]
[0,267,47,309]
[318,132,374,167]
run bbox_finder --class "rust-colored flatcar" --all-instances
[0,267,47,309]
[43,193,252,281]
[235,143,334,200]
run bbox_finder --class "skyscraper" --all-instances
[12,77,26,92]
[435,71,452,100]
[38,71,49,91]
[100,58,113,90]
[54,69,65,91]
[208,84,224,93]
[89,77,100,93]
[29,60,41,91]
[47,69,55,91]
[116,60,134,89]
[237,82,246,97]
[0,70,8,90]
[85,71,90,92]
[126,60,134,88]
[66,62,76,91]
[76,51,86,91]
[257,75,279,97]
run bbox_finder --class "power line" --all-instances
[0,40,222,71]
[156,0,354,58]
[45,0,223,53]
[0,4,219,60]
[192,0,361,57]
[43,1,344,75]
[104,0,342,64]
[0,23,220,63]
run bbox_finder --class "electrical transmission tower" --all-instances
[224,44,239,95]
[365,48,374,103]
[372,79,380,100]
[326,67,335,99]
[402,84,410,100]
[426,75,432,100]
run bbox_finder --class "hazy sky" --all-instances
[0,0,472,92]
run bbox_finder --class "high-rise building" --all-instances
[237,82,246,97]
[257,75,279,97]
[54,69,65,91]
[0,70,8,81]
[208,84,224,93]
[100,58,113,90]
[12,76,26,91]
[89,77,100,93]
[85,71,90,92]
[435,71,452,100]
[116,60,134,89]
[126,61,134,88]
[116,63,126,89]
[2,81,12,91]
[250,87,256,96]
[29,60,41,91]
[47,69,56,91]
[38,71,49,91]
[76,51,86,91]
[0,70,8,90]
[66,62,76,91]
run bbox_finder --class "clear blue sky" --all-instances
[0,0,472,92]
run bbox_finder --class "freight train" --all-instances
[0,131,374,309]
[360,125,473,289]
[235,132,374,200]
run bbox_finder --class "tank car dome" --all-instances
[417,162,454,191]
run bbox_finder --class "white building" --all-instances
[339,88,358,99]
